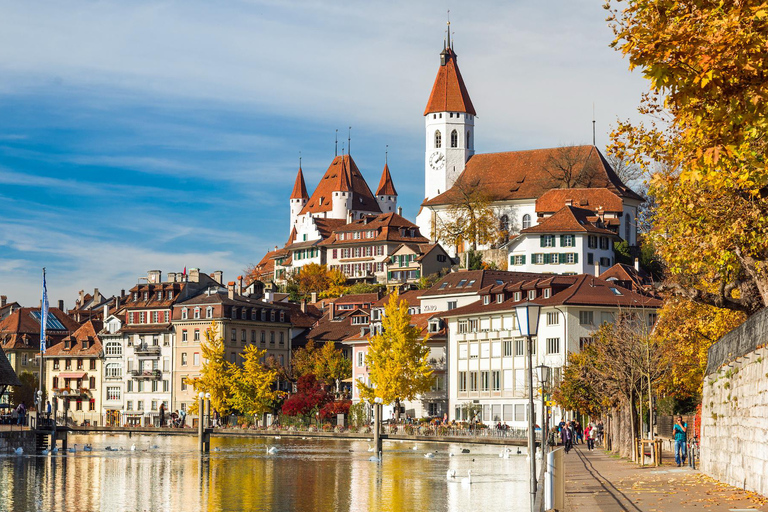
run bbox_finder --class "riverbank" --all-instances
[564,444,768,511]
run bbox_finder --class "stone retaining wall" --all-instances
[701,307,768,496]
[0,430,36,454]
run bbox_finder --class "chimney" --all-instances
[58,299,64,311]
[78,290,85,306]
[237,275,244,295]
[227,282,235,300]
[148,270,162,283]
[301,300,307,313]
[189,268,200,283]
[103,304,109,322]
[115,295,120,309]
[212,271,223,284]
[329,301,336,320]
[634,258,640,272]
[594,262,600,277]
[168,272,176,283]
[310,292,318,304]
[0,295,6,307]
[347,211,353,224]
[397,207,403,216]
[565,199,573,207]
[93,288,101,303]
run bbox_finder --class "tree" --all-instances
[357,290,433,419]
[187,323,231,415]
[434,179,500,251]
[12,372,37,409]
[291,340,351,392]
[605,151,644,189]
[607,0,768,315]
[324,268,348,298]
[281,374,332,423]
[296,263,331,297]
[228,345,280,418]
[543,145,602,189]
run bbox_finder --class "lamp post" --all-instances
[198,392,205,452]
[373,397,383,457]
[536,364,551,460]
[205,392,211,428]
[515,301,541,512]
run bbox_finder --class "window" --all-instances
[587,253,594,265]
[483,295,490,305]
[514,291,522,302]
[105,363,122,379]
[467,130,470,147]
[181,308,188,320]
[540,235,555,248]
[53,359,60,370]
[77,359,83,370]
[447,301,457,311]
[241,329,247,342]
[137,381,144,392]
[480,371,489,391]
[469,319,478,332]
[231,329,237,342]
[561,235,574,247]
[181,353,188,366]
[579,311,594,325]
[434,130,442,148]
[648,313,658,326]
[514,404,526,422]
[515,339,525,356]
[579,337,593,350]
[511,255,525,266]
[522,214,531,230]
[127,380,133,392]
[163,380,169,392]
[528,290,536,300]
[151,400,158,411]
[497,294,503,304]
[182,330,188,342]
[151,311,159,323]
[458,372,467,392]
[52,377,58,389]
[270,331,275,344]
[139,312,146,324]
[600,237,609,250]
[492,371,501,391]
[499,214,509,235]
[137,400,144,411]
[469,372,478,391]
[503,340,513,356]
[194,329,200,342]
[193,308,200,319]
[181,378,187,391]
[280,332,285,345]
[65,359,71,370]
[546,312,559,325]
[565,253,576,264]
[543,288,551,299]
[588,235,598,249]
[357,352,364,367]
[261,331,266,343]
[106,387,120,401]
[89,376,96,389]
[450,129,458,147]
[546,337,560,354]
[457,320,468,334]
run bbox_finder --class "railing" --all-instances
[130,369,162,379]
[134,345,161,355]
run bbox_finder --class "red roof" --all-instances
[319,213,429,246]
[299,155,381,216]
[423,146,642,207]
[521,206,618,236]
[373,289,423,308]
[290,166,309,200]
[0,307,80,350]
[424,47,476,116]
[536,188,625,214]
[44,319,104,357]
[376,163,397,196]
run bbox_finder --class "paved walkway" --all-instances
[564,444,767,511]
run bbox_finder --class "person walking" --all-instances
[46,400,52,420]
[587,422,596,451]
[159,403,165,427]
[563,425,573,454]
[16,402,26,426]
[674,416,688,466]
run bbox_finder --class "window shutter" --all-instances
[521,255,526,265]
[559,253,566,264]
[543,254,549,264]
[540,235,545,247]
[574,253,579,263]
[560,235,565,246]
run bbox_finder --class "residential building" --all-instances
[100,310,127,426]
[44,319,104,426]
[386,243,454,285]
[441,274,661,427]
[171,284,292,415]
[0,296,21,321]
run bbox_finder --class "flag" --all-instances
[183,266,187,277]
[41,269,49,354]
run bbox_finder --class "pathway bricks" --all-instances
[564,444,767,511]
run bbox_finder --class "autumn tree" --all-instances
[434,179,500,251]
[358,290,433,419]
[296,263,331,297]
[281,374,332,423]
[543,145,602,189]
[229,345,280,418]
[291,340,351,392]
[187,323,232,415]
[607,0,768,315]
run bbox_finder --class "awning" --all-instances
[341,378,354,383]
[58,372,87,379]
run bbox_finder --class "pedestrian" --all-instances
[213,409,220,428]
[587,423,596,451]
[563,425,573,454]
[575,421,583,444]
[16,402,26,426]
[159,403,165,427]
[179,408,187,428]
[673,415,687,467]
[597,421,604,444]
[46,400,52,420]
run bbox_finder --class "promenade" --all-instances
[564,444,767,511]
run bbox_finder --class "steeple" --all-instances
[425,20,476,116]
[376,163,397,196]
[290,166,309,200]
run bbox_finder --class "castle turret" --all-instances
[289,166,309,230]
[331,155,353,220]
[375,162,397,213]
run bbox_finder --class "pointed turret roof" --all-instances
[376,163,397,196]
[290,166,309,200]
[424,44,476,116]
[299,155,381,216]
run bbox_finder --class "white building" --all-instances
[100,313,127,426]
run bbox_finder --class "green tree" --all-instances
[357,290,433,419]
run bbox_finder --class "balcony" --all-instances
[130,369,162,380]
[134,344,161,356]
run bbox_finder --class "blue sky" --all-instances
[0,1,648,307]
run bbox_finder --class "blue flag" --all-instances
[41,269,49,354]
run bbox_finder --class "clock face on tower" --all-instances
[429,151,445,170]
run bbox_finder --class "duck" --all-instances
[266,446,278,454]
[367,444,375,452]
[446,469,456,480]
[274,436,281,440]
[411,445,418,451]
[68,444,77,453]
[517,447,522,455]
[461,448,470,454]
[52,447,59,454]
[83,444,92,452]
[150,445,159,450]
[449,452,455,457]
[130,444,136,452]
[105,447,115,452]
[424,452,435,459]
[461,470,472,486]
[14,447,23,455]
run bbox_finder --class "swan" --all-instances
[367,444,375,452]
[83,444,92,452]
[68,444,77,453]
[424,452,435,459]
[461,470,472,486]
[266,446,278,454]
[42,448,50,455]
[449,452,455,457]
[368,452,381,462]
[130,444,136,451]
[500,447,511,459]
[14,447,23,455]
[411,445,418,451]
[274,436,281,440]
[52,447,59,454]
[446,469,456,479]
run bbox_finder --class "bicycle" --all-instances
[687,436,699,469]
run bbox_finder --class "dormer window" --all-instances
[194,307,200,319]
[467,280,476,287]
[270,310,275,322]
[497,294,503,304]
[544,289,551,299]
[143,292,148,301]
[64,339,71,350]
[181,308,188,320]
[251,309,257,320]
[133,293,138,301]
[483,296,490,305]
[156,291,162,300]
[167,291,173,300]
[428,320,441,333]
[280,311,285,323]
[528,290,536,300]
[206,306,213,319]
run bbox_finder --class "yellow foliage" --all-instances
[188,323,232,415]
[228,344,280,417]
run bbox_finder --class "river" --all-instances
[0,434,531,511]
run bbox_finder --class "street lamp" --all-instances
[515,301,541,512]
[536,364,551,460]
[373,397,383,457]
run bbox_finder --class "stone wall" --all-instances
[701,307,768,496]
[0,430,36,454]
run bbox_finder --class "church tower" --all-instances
[289,165,309,230]
[423,22,476,202]
[375,161,398,213]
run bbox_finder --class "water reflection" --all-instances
[0,435,530,511]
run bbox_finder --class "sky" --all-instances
[0,0,649,307]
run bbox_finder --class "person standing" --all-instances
[46,400,52,420]
[16,402,26,426]
[587,423,596,451]
[159,403,165,428]
[674,416,687,466]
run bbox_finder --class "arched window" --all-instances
[435,130,442,148]
[522,214,531,230]
[206,306,213,319]
[450,130,458,148]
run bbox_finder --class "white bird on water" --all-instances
[266,446,278,454]
[499,447,511,459]
[367,444,375,452]
[411,445,418,451]
[130,444,136,452]
[424,452,435,459]
[14,447,23,455]
[446,469,456,480]
[461,470,472,486]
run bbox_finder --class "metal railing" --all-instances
[134,344,161,355]
[129,369,162,379]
